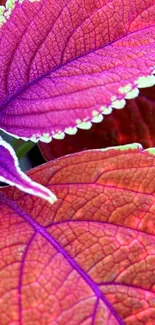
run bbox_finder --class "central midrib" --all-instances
[0,191,125,324]
[0,24,152,113]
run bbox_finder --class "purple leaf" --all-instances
[0,0,155,142]
[0,136,57,203]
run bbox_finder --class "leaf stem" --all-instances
[16,141,35,160]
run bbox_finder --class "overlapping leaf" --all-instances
[1,144,155,324]
[0,136,57,203]
[0,0,155,200]
[0,0,155,141]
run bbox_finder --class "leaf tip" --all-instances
[41,187,57,205]
[0,136,57,204]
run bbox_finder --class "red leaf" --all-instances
[39,86,155,160]
[1,144,155,324]
[0,0,155,141]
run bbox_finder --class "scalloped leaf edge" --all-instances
[0,0,155,143]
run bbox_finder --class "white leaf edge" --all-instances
[0,136,57,204]
[0,0,155,143]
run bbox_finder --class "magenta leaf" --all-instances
[0,136,57,203]
[0,0,155,142]
[39,85,155,160]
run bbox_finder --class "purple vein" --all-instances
[97,281,155,294]
[18,233,36,325]
[0,191,125,325]
[0,24,152,111]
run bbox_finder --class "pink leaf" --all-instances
[0,136,57,204]
[1,144,155,324]
[0,0,155,141]
[39,85,155,160]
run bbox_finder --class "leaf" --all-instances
[1,144,155,324]
[0,0,155,142]
[0,136,57,203]
[39,86,155,160]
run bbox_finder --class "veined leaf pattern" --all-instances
[1,145,155,324]
[0,0,155,141]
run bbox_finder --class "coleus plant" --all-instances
[0,0,155,324]
[1,145,155,324]
[39,86,155,160]
[0,0,155,201]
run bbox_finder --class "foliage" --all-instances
[0,0,155,324]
